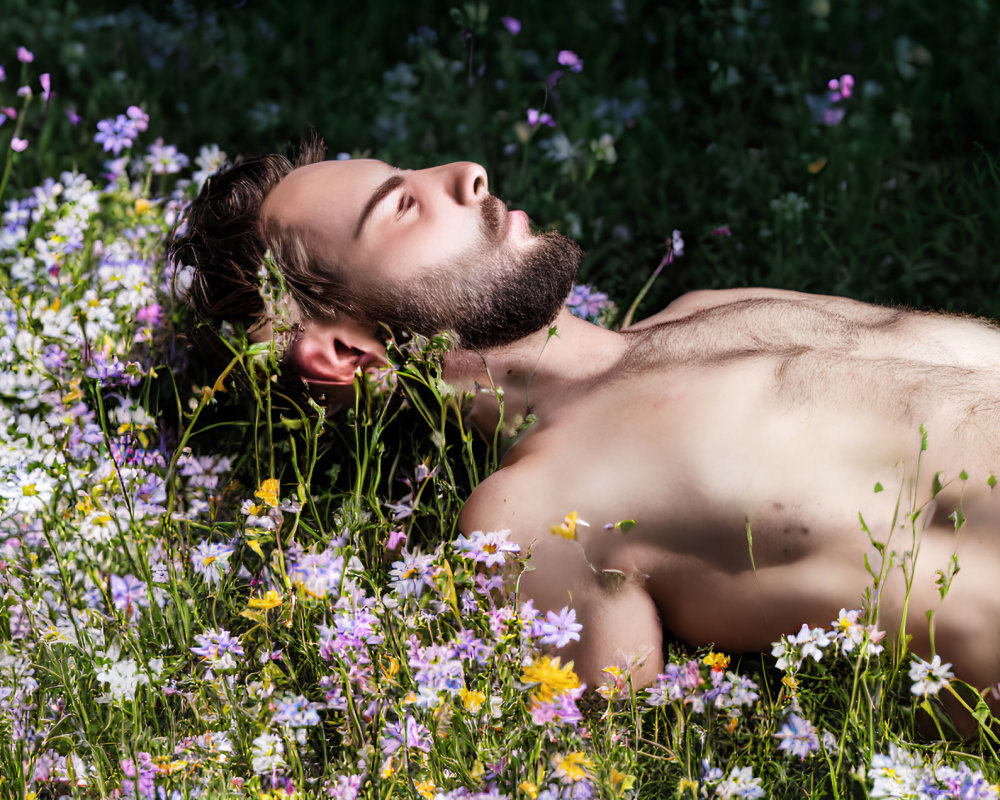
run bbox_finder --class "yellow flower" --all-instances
[21,483,38,496]
[248,590,283,610]
[382,656,400,681]
[551,510,588,540]
[551,751,593,783]
[702,652,730,672]
[782,674,799,693]
[255,478,280,507]
[416,779,436,799]
[611,768,635,792]
[460,688,486,713]
[134,197,153,214]
[678,778,699,796]
[519,781,538,798]
[807,156,828,174]
[521,656,581,703]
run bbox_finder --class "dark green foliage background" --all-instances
[3,0,998,320]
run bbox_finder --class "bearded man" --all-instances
[173,141,1000,713]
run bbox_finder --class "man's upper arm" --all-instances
[459,467,665,687]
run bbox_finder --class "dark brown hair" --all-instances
[170,136,350,330]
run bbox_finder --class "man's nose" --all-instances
[442,161,489,204]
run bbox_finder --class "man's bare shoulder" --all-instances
[625,287,893,331]
[459,456,552,544]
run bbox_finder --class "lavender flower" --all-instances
[774,712,820,760]
[389,548,438,598]
[94,107,149,156]
[565,284,613,322]
[381,715,431,755]
[144,138,190,175]
[557,50,584,73]
[527,108,555,128]
[501,16,521,35]
[539,606,583,649]
[191,628,245,670]
[109,573,150,616]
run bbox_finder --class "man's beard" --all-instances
[357,197,584,351]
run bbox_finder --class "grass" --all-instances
[1,0,1000,797]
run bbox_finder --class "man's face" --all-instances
[261,159,582,350]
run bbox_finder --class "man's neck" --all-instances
[442,308,627,434]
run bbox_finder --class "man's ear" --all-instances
[288,318,388,387]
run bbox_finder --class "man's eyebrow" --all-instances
[354,172,405,239]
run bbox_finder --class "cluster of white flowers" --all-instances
[771,608,886,672]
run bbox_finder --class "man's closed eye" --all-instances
[396,194,415,219]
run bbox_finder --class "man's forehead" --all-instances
[264,158,388,219]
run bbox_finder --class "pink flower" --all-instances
[500,16,521,35]
[710,225,732,237]
[527,108,555,128]
[11,137,28,152]
[557,50,583,73]
[66,107,80,125]
[386,528,407,550]
[16,47,34,64]
[39,72,51,104]
[136,303,161,326]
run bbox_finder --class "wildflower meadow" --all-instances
[2,2,1000,798]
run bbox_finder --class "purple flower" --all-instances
[16,47,33,64]
[120,752,157,798]
[539,606,583,649]
[0,66,5,82]
[144,138,190,175]
[389,548,438,598]
[501,16,521,35]
[41,344,67,372]
[0,113,7,128]
[135,303,161,326]
[557,50,583,73]
[10,137,27,152]
[527,108,555,128]
[381,715,431,755]
[823,107,846,126]
[547,70,564,89]
[774,712,820,760]
[273,695,322,727]
[127,105,149,131]
[191,628,245,669]
[565,284,612,322]
[386,528,407,550]
[110,573,150,616]
[65,107,80,125]
[452,528,520,567]
[94,107,149,156]
[39,73,50,104]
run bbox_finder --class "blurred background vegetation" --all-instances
[2,0,998,320]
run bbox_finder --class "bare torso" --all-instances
[459,289,1000,692]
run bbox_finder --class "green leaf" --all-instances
[873,482,883,493]
[920,424,928,451]
[989,474,997,489]
[973,697,991,723]
[614,519,637,533]
[931,472,943,497]
[959,469,968,481]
